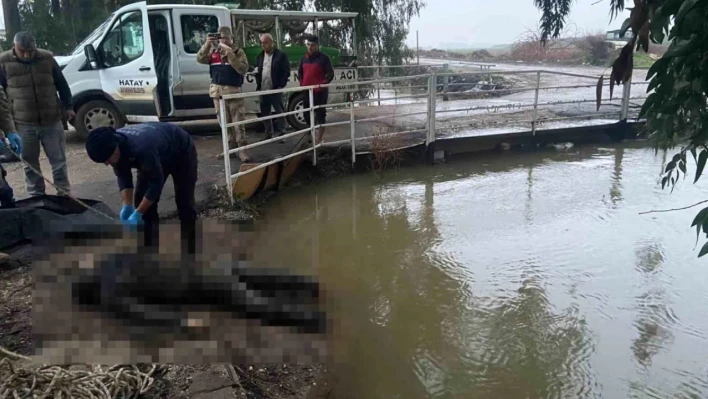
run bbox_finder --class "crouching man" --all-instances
[85,122,198,255]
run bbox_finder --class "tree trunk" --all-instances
[2,0,22,41]
[62,0,78,47]
[51,0,61,15]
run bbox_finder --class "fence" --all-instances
[218,67,648,203]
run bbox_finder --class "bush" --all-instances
[510,29,582,63]
[575,35,612,66]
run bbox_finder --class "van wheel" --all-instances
[75,100,125,139]
[286,92,309,131]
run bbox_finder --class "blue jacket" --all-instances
[111,122,194,202]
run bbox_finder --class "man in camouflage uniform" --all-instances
[197,26,250,162]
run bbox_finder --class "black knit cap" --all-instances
[85,126,118,163]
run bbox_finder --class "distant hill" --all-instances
[436,42,511,52]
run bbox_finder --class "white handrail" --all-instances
[219,68,646,200]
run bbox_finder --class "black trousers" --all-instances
[303,89,329,126]
[134,144,198,255]
[259,93,285,134]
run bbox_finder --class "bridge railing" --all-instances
[218,67,648,203]
[426,68,648,137]
[218,73,434,203]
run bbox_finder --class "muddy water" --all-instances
[251,141,708,399]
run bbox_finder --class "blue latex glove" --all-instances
[122,210,143,226]
[6,132,22,154]
[119,205,136,221]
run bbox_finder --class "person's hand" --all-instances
[120,204,136,221]
[218,43,233,54]
[65,110,76,123]
[6,132,22,154]
[122,209,143,226]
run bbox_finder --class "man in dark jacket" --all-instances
[255,33,290,140]
[0,31,74,197]
[297,35,334,144]
[85,122,198,255]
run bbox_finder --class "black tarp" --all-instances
[0,195,118,251]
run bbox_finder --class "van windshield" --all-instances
[70,14,114,56]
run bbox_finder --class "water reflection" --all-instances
[525,166,534,223]
[632,241,673,369]
[609,147,624,207]
[255,142,708,399]
[261,171,597,398]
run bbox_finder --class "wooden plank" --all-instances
[232,163,267,201]
[262,163,282,192]
[278,134,311,190]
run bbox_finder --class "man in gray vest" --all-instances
[0,31,74,197]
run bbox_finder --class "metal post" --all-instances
[314,18,319,37]
[309,88,317,166]
[620,76,632,121]
[350,95,356,166]
[219,98,233,205]
[375,68,381,107]
[427,73,437,147]
[442,63,449,102]
[241,21,246,48]
[532,71,540,136]
[416,31,420,65]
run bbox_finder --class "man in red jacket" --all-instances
[297,35,334,144]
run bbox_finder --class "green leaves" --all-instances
[638,92,655,119]
[646,57,669,81]
[698,242,708,258]
[596,75,604,111]
[695,149,707,183]
[619,17,632,37]
[663,36,698,59]
[675,0,699,22]
[692,206,708,252]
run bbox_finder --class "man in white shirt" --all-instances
[255,33,291,139]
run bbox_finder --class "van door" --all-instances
[148,11,175,117]
[96,1,159,121]
[171,8,229,118]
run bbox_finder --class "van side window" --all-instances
[98,11,145,68]
[181,15,219,54]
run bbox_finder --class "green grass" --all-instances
[633,52,656,68]
[606,50,657,68]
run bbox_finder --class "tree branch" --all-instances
[638,199,708,215]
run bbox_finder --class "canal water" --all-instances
[252,141,708,399]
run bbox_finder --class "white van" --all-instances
[55,1,359,137]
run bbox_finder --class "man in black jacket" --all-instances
[85,123,198,255]
[255,33,290,140]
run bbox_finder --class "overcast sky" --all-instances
[406,0,631,48]
[0,0,630,45]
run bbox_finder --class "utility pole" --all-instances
[416,30,420,65]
